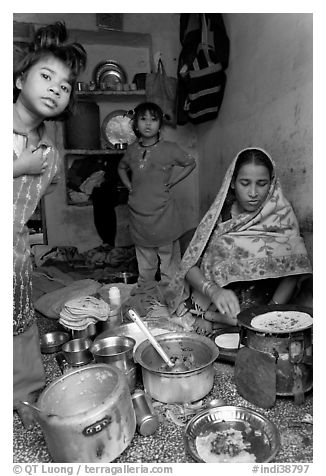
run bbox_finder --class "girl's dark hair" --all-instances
[233,148,274,180]
[13,22,87,120]
[131,102,164,137]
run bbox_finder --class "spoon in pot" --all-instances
[19,401,58,418]
[127,308,177,369]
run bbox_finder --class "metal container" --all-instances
[131,390,159,436]
[40,331,70,354]
[91,335,137,391]
[37,364,136,463]
[96,306,123,334]
[238,305,313,397]
[134,332,219,404]
[71,323,97,340]
[62,338,93,367]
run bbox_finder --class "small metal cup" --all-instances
[131,390,159,436]
[62,338,93,366]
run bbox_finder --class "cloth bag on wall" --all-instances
[145,59,177,127]
[185,14,227,124]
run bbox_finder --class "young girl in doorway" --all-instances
[13,22,86,427]
[118,102,196,291]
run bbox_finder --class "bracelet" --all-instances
[202,280,217,299]
[269,298,279,305]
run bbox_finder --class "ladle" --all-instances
[19,400,58,418]
[127,308,176,369]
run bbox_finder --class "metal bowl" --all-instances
[184,405,280,463]
[134,332,219,403]
[62,338,93,366]
[40,331,70,354]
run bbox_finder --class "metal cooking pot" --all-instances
[134,332,219,404]
[36,364,136,462]
[91,336,137,391]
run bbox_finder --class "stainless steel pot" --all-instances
[134,332,219,404]
[37,364,136,463]
[91,336,137,391]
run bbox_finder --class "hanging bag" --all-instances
[186,14,227,124]
[145,58,178,127]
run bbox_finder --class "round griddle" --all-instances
[237,304,313,335]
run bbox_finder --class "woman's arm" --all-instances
[269,275,298,305]
[186,265,240,319]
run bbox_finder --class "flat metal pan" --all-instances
[237,304,313,335]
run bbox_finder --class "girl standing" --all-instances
[118,102,196,289]
[166,147,312,333]
[13,22,86,426]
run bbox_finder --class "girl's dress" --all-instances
[13,106,61,403]
[166,147,312,316]
[120,140,195,247]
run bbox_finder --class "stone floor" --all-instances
[13,314,313,464]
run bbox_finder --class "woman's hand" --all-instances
[209,287,240,321]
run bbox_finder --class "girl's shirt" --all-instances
[120,140,195,247]
[13,106,61,335]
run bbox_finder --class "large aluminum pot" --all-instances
[134,332,219,404]
[37,364,136,462]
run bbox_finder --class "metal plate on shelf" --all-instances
[101,110,136,149]
[93,60,127,88]
[184,405,280,463]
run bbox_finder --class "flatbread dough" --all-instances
[214,333,243,349]
[251,311,312,333]
[195,429,256,463]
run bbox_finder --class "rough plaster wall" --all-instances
[14,13,199,251]
[196,13,312,259]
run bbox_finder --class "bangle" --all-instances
[202,280,217,299]
[269,298,279,305]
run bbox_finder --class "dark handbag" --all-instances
[145,59,177,127]
[185,14,227,124]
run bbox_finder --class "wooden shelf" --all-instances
[69,28,151,48]
[65,149,125,155]
[76,90,145,99]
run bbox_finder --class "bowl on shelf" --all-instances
[40,331,70,354]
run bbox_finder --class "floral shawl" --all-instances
[166,148,312,314]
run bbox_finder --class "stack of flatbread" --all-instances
[59,295,109,331]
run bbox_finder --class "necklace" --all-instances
[139,138,160,148]
[137,139,160,169]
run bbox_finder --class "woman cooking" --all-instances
[165,147,312,333]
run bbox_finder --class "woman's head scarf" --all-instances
[166,147,312,314]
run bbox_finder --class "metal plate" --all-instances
[184,405,280,463]
[237,304,313,335]
[213,327,243,363]
[93,60,127,88]
[101,110,136,148]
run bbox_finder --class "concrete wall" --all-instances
[196,13,313,260]
[14,13,199,251]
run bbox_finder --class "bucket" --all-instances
[91,335,137,392]
[37,364,136,462]
[64,101,101,149]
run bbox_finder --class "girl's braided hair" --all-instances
[13,22,87,120]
